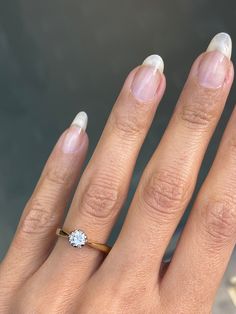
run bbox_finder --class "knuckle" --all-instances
[80,177,121,222]
[113,112,142,137]
[179,92,217,129]
[228,135,236,157]
[140,169,189,220]
[111,104,148,138]
[45,167,70,188]
[21,197,58,234]
[96,275,153,314]
[200,199,236,245]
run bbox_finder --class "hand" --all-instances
[0,32,235,314]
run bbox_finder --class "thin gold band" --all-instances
[56,228,111,255]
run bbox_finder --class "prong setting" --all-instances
[68,229,87,248]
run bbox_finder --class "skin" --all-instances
[0,45,236,313]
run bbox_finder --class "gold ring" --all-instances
[56,228,111,255]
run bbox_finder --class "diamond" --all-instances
[68,229,87,248]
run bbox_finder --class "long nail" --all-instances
[61,111,88,153]
[71,111,88,131]
[131,55,164,101]
[198,33,232,89]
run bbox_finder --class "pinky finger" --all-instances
[0,112,89,288]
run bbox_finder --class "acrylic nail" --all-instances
[131,54,164,102]
[198,33,232,89]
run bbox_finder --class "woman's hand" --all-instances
[0,32,235,314]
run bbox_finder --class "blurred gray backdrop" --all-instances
[0,0,236,312]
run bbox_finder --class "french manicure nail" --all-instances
[71,111,88,131]
[207,32,232,59]
[198,33,232,89]
[61,111,88,153]
[131,54,164,101]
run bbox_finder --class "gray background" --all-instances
[0,0,236,312]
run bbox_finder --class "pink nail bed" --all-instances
[198,51,229,89]
[61,126,84,154]
[131,65,162,102]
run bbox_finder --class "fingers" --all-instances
[108,33,234,279]
[1,112,88,287]
[49,55,166,280]
[161,106,236,313]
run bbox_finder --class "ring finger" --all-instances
[48,54,166,281]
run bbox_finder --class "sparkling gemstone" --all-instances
[68,230,87,248]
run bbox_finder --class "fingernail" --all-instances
[198,33,232,89]
[71,111,88,131]
[207,32,232,59]
[131,54,164,101]
[61,111,88,153]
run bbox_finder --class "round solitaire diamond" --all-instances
[68,230,87,248]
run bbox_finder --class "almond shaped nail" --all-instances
[142,54,164,73]
[61,112,88,153]
[131,54,164,102]
[206,32,232,59]
[71,111,88,131]
[198,33,232,89]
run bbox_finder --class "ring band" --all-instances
[56,228,111,255]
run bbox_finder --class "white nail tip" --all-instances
[142,54,164,73]
[71,111,88,131]
[207,32,232,59]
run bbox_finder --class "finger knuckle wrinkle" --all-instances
[201,200,236,243]
[180,100,215,129]
[141,170,188,219]
[112,109,145,138]
[228,136,236,156]
[21,198,57,234]
[46,168,70,188]
[81,180,121,221]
